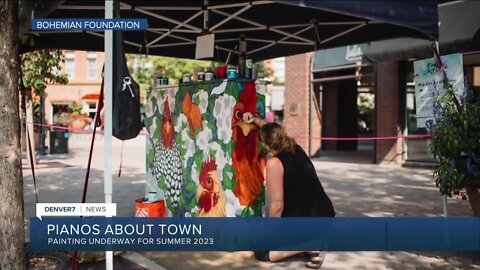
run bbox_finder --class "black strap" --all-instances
[71,65,105,270]
[81,65,104,204]
[118,141,124,177]
[19,64,39,204]
[26,123,39,203]
[432,42,447,83]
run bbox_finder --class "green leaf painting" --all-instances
[146,148,155,167]
[186,180,197,193]
[152,118,162,139]
[222,172,233,190]
[193,95,201,105]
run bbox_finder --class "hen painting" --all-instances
[152,97,183,211]
[196,158,226,217]
[231,81,265,206]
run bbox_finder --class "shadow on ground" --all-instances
[22,137,480,269]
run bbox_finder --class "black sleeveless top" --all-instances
[274,145,335,217]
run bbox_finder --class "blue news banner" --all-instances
[32,19,148,31]
[30,217,480,251]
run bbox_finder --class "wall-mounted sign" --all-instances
[345,45,364,62]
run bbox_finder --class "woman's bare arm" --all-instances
[265,157,284,217]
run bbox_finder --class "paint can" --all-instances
[160,77,169,85]
[197,72,205,81]
[205,72,214,81]
[183,74,191,83]
[148,192,157,202]
[244,57,253,79]
[216,66,227,78]
[135,198,166,217]
[227,68,238,79]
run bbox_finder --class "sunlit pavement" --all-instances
[23,133,479,269]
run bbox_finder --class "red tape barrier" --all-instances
[23,121,147,136]
[293,134,432,141]
[24,121,431,141]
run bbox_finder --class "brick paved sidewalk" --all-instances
[22,134,479,269]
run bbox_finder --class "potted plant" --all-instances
[53,102,92,130]
[428,80,480,216]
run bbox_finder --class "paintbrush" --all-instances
[225,45,237,67]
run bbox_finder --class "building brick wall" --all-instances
[375,61,403,164]
[284,52,321,155]
[321,81,338,150]
[311,85,322,155]
[45,51,104,124]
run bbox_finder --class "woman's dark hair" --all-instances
[259,123,296,153]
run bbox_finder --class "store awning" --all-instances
[313,43,369,72]
[81,93,101,100]
[82,93,144,101]
[364,1,480,63]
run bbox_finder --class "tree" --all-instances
[0,1,26,268]
[21,50,68,154]
[22,50,68,97]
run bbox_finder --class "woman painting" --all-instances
[245,113,335,269]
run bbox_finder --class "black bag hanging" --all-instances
[112,0,142,140]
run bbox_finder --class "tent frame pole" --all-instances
[248,25,313,55]
[104,0,114,269]
[434,40,449,217]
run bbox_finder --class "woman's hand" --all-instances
[243,112,266,127]
[243,112,254,123]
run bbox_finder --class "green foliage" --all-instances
[429,82,480,196]
[127,54,215,95]
[157,176,167,190]
[194,154,203,172]
[146,148,155,167]
[188,196,197,211]
[207,121,216,132]
[178,143,187,157]
[68,101,83,114]
[239,206,252,217]
[223,163,237,174]
[193,95,201,105]
[143,116,152,132]
[185,180,197,193]
[32,101,40,124]
[222,172,234,190]
[21,50,68,97]
[256,61,267,79]
[358,93,375,133]
[153,118,162,139]
[252,203,263,217]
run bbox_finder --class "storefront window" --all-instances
[404,63,435,162]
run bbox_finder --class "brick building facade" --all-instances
[375,62,403,164]
[45,50,104,125]
[284,53,321,156]
[284,52,404,164]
